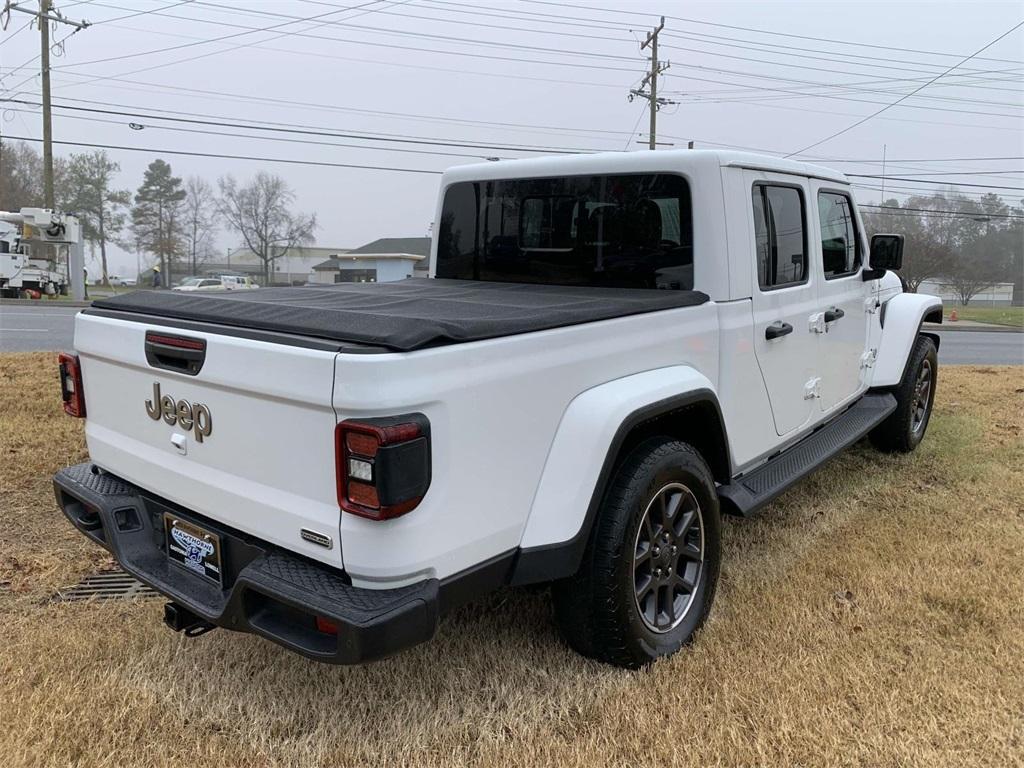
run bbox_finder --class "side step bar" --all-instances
[718,392,897,518]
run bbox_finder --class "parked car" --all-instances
[172,277,225,292]
[219,275,259,290]
[94,275,136,287]
[54,150,941,668]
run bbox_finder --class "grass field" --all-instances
[1,352,1022,767]
[944,305,1024,328]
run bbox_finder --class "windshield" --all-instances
[436,173,693,290]
[180,278,203,286]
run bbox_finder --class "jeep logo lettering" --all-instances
[145,382,212,443]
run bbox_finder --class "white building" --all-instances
[310,238,430,284]
[918,279,1015,306]
[220,245,354,285]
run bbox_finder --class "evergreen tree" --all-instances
[131,159,186,284]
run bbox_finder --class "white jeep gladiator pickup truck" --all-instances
[54,150,942,668]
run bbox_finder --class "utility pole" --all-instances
[3,1,89,208]
[629,16,675,150]
[39,0,53,208]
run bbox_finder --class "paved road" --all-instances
[932,328,1024,365]
[1,305,80,353]
[2,304,1022,364]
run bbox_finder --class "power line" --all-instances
[15,94,1022,184]
[512,0,1024,66]
[36,85,633,142]
[66,0,400,67]
[662,92,1024,134]
[854,169,1024,177]
[1,105,530,160]
[2,133,446,174]
[813,155,1024,164]
[860,204,1023,218]
[663,66,1024,117]
[2,97,601,153]
[785,19,1024,157]
[187,0,635,45]
[54,3,643,73]
[79,0,642,64]
[657,42,1024,107]
[847,174,1024,191]
[50,33,627,94]
[659,29,1024,82]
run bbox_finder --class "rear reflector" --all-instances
[315,616,339,635]
[58,352,85,417]
[336,415,431,521]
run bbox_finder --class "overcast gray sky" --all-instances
[1,0,1022,276]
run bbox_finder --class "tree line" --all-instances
[862,192,1023,306]
[0,140,317,286]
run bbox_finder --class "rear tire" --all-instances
[870,334,938,453]
[552,438,721,668]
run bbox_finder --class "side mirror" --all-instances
[869,233,904,272]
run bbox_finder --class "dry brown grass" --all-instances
[1,352,1022,768]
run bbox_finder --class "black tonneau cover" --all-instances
[91,279,709,352]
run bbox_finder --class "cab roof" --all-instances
[441,149,849,186]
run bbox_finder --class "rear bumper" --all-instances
[53,462,439,664]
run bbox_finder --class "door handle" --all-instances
[824,307,845,323]
[765,321,794,340]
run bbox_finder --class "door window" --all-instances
[751,185,807,290]
[818,191,861,279]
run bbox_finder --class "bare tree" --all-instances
[217,172,316,284]
[182,176,218,277]
[862,196,954,293]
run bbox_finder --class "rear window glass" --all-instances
[436,173,693,290]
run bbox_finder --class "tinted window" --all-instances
[436,174,693,290]
[818,191,861,278]
[752,185,806,290]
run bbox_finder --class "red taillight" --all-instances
[58,352,85,418]
[315,616,339,635]
[336,415,431,521]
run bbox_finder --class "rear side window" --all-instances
[436,173,693,290]
[818,191,861,278]
[751,184,807,290]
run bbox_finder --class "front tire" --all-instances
[552,438,721,669]
[870,334,938,453]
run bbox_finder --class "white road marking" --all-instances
[0,312,80,317]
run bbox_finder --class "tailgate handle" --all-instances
[145,332,206,376]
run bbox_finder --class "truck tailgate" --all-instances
[74,311,343,568]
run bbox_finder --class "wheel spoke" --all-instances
[636,575,654,602]
[644,513,656,542]
[634,546,652,566]
[665,489,683,521]
[659,492,672,530]
[679,541,703,562]
[673,572,695,593]
[664,585,677,626]
[675,509,696,538]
